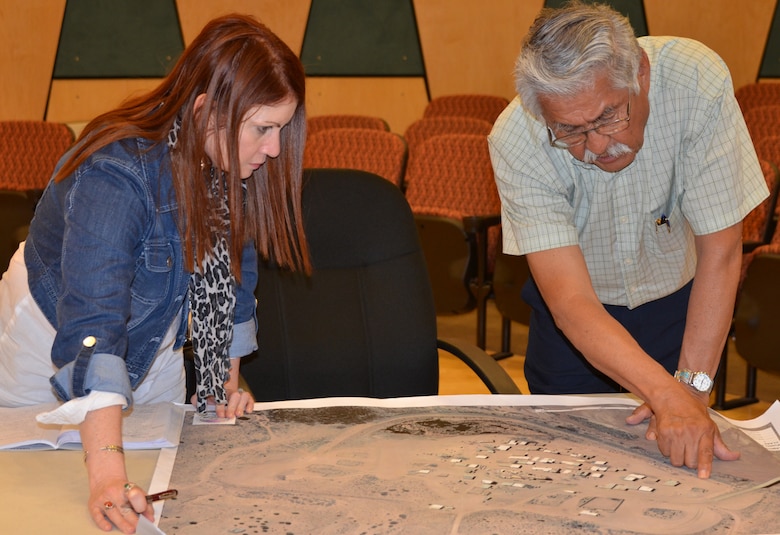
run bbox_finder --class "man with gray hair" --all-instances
[489,1,768,478]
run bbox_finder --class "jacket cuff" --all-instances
[229,318,258,358]
[50,352,133,406]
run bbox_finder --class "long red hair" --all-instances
[54,14,310,277]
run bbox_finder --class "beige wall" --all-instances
[644,0,776,92]
[1,0,777,133]
[0,0,66,122]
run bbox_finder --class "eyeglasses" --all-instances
[547,93,631,150]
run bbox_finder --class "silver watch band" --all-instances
[674,368,714,394]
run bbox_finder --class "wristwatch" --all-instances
[674,369,714,394]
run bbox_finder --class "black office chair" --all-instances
[0,190,38,273]
[240,168,522,401]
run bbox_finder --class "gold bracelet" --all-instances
[83,444,125,463]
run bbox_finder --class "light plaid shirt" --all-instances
[489,36,768,308]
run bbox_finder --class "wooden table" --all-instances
[0,448,159,533]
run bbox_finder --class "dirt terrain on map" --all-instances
[160,404,780,534]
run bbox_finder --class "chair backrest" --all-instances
[753,135,780,166]
[405,132,501,264]
[742,159,780,246]
[303,128,408,187]
[404,116,493,147]
[733,245,780,373]
[735,82,780,114]
[743,105,780,143]
[404,133,501,255]
[0,121,75,192]
[404,133,501,220]
[404,116,493,174]
[423,94,509,124]
[307,114,389,138]
[753,137,780,218]
[241,169,439,401]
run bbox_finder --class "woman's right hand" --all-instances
[82,404,153,533]
[88,476,153,533]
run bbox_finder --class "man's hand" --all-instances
[626,393,740,478]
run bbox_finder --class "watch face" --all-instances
[692,373,712,391]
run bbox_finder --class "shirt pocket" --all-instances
[128,242,174,328]
[647,208,687,255]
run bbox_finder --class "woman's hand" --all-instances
[219,387,254,417]
[190,357,255,416]
[190,387,254,418]
[82,404,154,533]
[89,478,153,533]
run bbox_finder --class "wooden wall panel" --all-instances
[645,0,776,90]
[4,1,780,125]
[0,0,66,120]
[306,77,428,134]
[46,79,162,124]
[414,0,543,101]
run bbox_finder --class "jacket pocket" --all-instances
[128,242,174,328]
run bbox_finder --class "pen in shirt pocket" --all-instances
[655,213,671,232]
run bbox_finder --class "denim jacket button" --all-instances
[166,257,172,267]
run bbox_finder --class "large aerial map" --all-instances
[158,397,780,534]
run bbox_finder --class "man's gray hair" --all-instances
[514,1,643,119]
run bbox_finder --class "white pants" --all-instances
[0,243,185,407]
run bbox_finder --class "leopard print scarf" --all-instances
[168,118,235,412]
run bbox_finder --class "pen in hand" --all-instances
[146,489,178,503]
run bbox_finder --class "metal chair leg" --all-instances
[490,316,514,361]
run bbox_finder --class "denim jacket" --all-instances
[25,137,258,405]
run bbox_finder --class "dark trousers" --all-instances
[522,278,693,394]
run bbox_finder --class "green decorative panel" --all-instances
[760,2,780,78]
[301,0,424,76]
[543,0,648,37]
[53,0,183,78]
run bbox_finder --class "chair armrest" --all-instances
[462,214,501,234]
[437,337,523,395]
